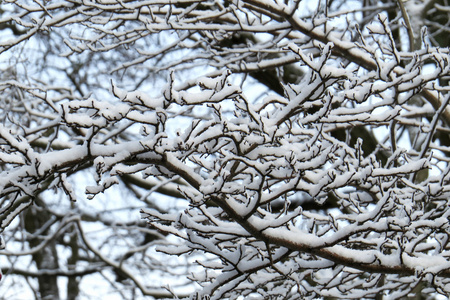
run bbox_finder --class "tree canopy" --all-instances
[1,0,450,299]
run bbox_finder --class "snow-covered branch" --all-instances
[1,0,450,299]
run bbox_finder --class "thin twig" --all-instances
[396,0,416,51]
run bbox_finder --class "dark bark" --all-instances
[24,198,61,300]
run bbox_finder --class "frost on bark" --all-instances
[0,0,450,299]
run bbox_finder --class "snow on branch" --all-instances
[2,0,450,299]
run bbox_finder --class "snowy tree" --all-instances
[0,0,450,299]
